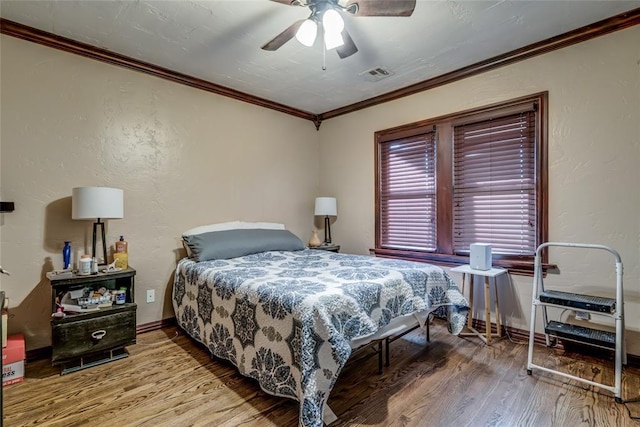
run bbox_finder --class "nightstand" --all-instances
[48,268,137,374]
[310,244,340,253]
[450,265,508,345]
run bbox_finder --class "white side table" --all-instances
[450,265,508,345]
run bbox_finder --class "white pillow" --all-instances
[182,221,242,237]
[181,221,286,257]
[238,221,285,230]
[182,221,285,237]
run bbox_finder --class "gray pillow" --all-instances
[183,228,305,262]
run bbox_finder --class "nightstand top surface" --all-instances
[450,264,506,277]
[48,267,136,284]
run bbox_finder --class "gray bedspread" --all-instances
[173,249,468,426]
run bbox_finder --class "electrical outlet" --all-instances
[146,289,155,303]
[575,310,590,321]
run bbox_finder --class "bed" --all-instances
[172,225,469,427]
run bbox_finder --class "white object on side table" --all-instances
[451,264,508,345]
[470,243,492,270]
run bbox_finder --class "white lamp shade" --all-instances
[72,187,124,220]
[322,9,345,50]
[296,19,318,47]
[322,9,344,35]
[314,197,337,216]
[324,31,344,50]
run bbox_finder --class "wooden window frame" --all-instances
[373,92,550,275]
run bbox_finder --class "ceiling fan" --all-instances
[261,0,416,59]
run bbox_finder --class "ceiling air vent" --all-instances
[359,66,394,82]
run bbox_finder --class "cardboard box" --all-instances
[2,333,25,386]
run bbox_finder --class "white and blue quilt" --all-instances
[172,249,469,427]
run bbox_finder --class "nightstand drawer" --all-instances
[52,304,136,363]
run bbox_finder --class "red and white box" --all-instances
[2,333,25,386]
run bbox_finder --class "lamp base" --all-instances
[92,219,109,265]
[323,215,332,245]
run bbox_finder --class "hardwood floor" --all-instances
[4,321,640,426]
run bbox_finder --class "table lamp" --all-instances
[314,197,337,245]
[72,187,124,264]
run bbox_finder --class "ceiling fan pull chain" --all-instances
[322,39,327,71]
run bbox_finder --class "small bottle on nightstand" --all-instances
[114,236,129,269]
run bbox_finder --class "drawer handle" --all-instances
[91,330,107,340]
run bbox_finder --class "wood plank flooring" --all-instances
[4,321,640,426]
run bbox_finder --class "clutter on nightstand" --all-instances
[58,287,114,313]
[46,269,74,281]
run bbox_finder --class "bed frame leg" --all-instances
[377,341,383,374]
[426,319,430,342]
[385,338,390,367]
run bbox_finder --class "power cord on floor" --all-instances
[502,324,527,345]
[497,271,574,347]
[502,308,573,347]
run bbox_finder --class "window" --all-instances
[374,93,548,274]
[379,131,436,251]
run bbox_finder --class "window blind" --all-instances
[453,111,537,255]
[379,132,436,251]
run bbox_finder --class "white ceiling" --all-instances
[1,0,638,115]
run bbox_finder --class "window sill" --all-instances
[370,248,557,277]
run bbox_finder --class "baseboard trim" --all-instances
[25,317,639,368]
[469,319,558,348]
[470,318,640,367]
[136,317,177,335]
[25,346,51,363]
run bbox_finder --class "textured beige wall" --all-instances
[318,26,640,354]
[1,26,639,356]
[0,35,320,350]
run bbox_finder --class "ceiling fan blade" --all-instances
[336,29,358,59]
[344,0,416,17]
[261,19,305,51]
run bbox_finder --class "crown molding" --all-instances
[2,8,639,128]
[318,8,640,121]
[0,18,318,125]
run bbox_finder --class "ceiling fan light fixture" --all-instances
[324,30,344,50]
[295,18,318,47]
[322,8,344,35]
